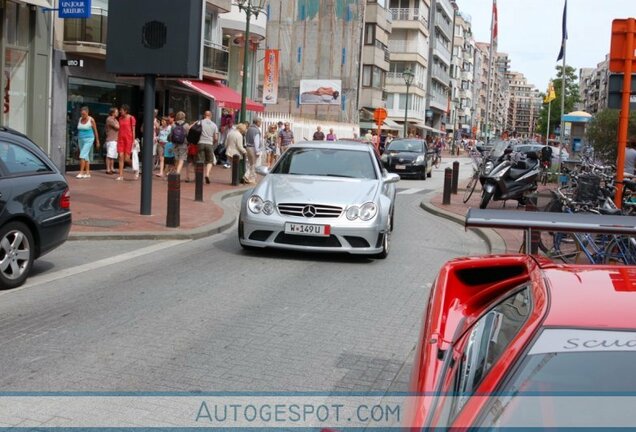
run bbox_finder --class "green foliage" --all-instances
[535,65,581,137]
[586,109,636,163]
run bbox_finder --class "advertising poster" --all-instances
[262,49,279,104]
[299,79,342,105]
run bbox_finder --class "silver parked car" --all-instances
[238,141,400,258]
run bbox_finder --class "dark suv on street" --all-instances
[0,127,71,289]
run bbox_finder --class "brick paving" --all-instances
[66,165,244,235]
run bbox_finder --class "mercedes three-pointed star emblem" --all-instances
[302,205,317,218]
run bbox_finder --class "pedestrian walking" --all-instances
[225,123,247,176]
[313,126,325,141]
[76,106,100,179]
[278,122,294,153]
[326,128,337,141]
[244,117,263,184]
[155,116,170,177]
[197,110,219,184]
[265,124,279,167]
[104,107,119,175]
[116,104,136,181]
[169,111,190,182]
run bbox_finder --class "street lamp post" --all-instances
[237,0,266,123]
[402,67,414,138]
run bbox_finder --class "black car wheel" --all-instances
[0,221,34,289]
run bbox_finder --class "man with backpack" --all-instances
[191,110,219,184]
[169,111,190,181]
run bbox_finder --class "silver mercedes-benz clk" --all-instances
[238,141,400,258]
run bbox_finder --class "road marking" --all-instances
[398,188,427,195]
[3,240,190,295]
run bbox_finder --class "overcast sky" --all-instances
[456,0,634,91]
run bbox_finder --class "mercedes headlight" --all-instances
[346,206,360,220]
[415,155,425,164]
[247,195,264,214]
[359,202,378,221]
[262,200,274,215]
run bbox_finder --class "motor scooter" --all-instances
[479,150,540,209]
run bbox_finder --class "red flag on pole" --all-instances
[492,0,498,44]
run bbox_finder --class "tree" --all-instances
[586,109,636,163]
[535,65,580,138]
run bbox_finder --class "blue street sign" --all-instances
[59,0,92,19]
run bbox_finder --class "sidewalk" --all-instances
[422,164,556,254]
[67,165,250,240]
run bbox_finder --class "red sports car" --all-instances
[407,209,636,429]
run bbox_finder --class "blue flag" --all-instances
[557,0,568,61]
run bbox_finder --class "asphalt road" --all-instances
[0,160,484,394]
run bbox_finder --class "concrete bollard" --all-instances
[166,173,180,228]
[195,162,204,202]
[231,155,240,186]
[443,167,453,205]
[452,161,460,194]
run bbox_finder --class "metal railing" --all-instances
[386,72,426,90]
[431,64,451,86]
[389,8,428,28]
[203,41,229,75]
[63,7,108,46]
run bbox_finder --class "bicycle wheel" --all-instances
[542,232,583,263]
[604,236,636,265]
[462,172,479,203]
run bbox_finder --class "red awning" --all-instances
[179,79,264,112]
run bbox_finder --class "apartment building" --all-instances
[0,0,54,155]
[52,0,267,171]
[506,71,541,138]
[425,0,454,132]
[449,10,475,138]
[579,55,610,114]
[385,0,431,136]
[359,0,394,131]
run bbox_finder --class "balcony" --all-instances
[432,42,451,66]
[203,41,229,77]
[434,14,453,40]
[429,88,449,111]
[386,72,426,90]
[389,8,428,30]
[431,63,451,87]
[63,7,108,56]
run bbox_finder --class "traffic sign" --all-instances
[373,108,388,126]
[610,19,636,73]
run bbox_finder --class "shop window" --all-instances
[4,1,31,48]
[3,49,29,134]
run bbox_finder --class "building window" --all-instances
[364,24,376,45]
[362,65,385,88]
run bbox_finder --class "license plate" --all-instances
[395,164,406,170]
[285,223,331,237]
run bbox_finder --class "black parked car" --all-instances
[0,127,71,289]
[381,138,434,180]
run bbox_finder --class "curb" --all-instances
[419,196,507,254]
[68,187,250,241]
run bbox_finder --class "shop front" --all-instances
[0,0,52,154]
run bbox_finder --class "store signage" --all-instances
[59,0,92,19]
[61,59,84,67]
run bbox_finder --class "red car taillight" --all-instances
[60,188,71,209]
